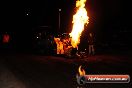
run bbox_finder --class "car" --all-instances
[32,26,56,55]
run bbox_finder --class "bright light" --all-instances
[59,9,61,11]
[70,0,89,48]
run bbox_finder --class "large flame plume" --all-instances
[78,65,86,76]
[70,0,89,48]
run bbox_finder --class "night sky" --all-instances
[1,0,132,50]
[2,0,131,31]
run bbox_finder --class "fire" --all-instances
[70,0,89,48]
[78,65,86,76]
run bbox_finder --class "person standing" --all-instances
[54,37,60,54]
[88,32,95,55]
[59,39,64,54]
[3,32,10,44]
[2,32,10,49]
[54,37,64,55]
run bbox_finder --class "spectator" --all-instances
[88,32,95,55]
[3,32,10,43]
[2,32,11,51]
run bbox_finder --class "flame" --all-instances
[70,0,89,48]
[78,65,86,76]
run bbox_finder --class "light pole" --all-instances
[59,9,61,31]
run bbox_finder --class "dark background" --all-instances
[1,0,132,53]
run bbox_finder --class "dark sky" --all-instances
[1,0,131,31]
[1,0,132,46]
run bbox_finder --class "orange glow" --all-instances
[78,65,86,76]
[70,0,89,48]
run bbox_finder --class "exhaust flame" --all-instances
[78,65,86,76]
[70,0,89,48]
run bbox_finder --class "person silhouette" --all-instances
[88,32,95,55]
